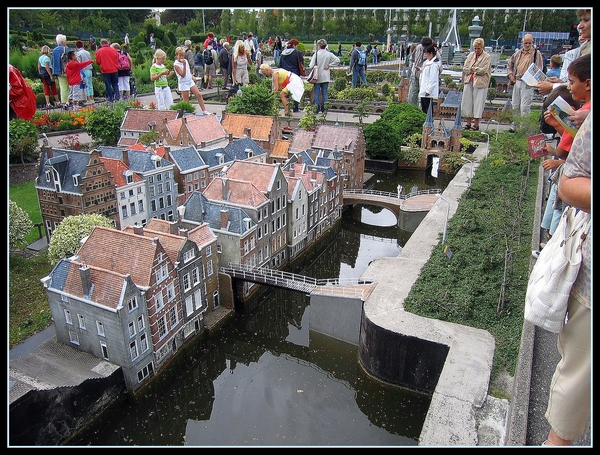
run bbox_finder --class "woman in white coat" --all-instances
[418,44,441,114]
[308,38,340,113]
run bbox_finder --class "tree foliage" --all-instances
[9,200,34,250]
[363,120,402,160]
[379,103,426,145]
[47,214,114,266]
[84,102,130,146]
[225,81,278,116]
[9,119,39,164]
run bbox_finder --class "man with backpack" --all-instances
[350,41,368,88]
[203,44,218,90]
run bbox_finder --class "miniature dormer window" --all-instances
[245,148,253,158]
[72,174,80,186]
[125,171,134,184]
[216,153,224,165]
[152,154,162,168]
[45,170,51,182]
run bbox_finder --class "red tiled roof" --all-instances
[224,160,278,192]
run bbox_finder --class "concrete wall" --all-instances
[309,293,364,345]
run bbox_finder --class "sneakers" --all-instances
[532,250,540,259]
[202,110,212,115]
[539,242,547,250]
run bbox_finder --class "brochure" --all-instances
[527,133,548,159]
[521,62,547,87]
[548,96,578,138]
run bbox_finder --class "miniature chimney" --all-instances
[79,262,92,297]
[220,209,228,229]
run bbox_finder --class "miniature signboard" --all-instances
[527,133,548,159]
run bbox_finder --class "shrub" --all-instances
[226,82,278,116]
[9,200,34,250]
[170,100,195,113]
[9,119,39,164]
[363,119,402,160]
[47,214,114,266]
[84,102,129,146]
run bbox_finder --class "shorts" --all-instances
[178,79,195,92]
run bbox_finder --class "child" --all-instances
[538,53,591,250]
[546,54,562,79]
[173,46,212,115]
[65,50,93,107]
[150,49,175,110]
[542,53,591,153]
[417,44,441,114]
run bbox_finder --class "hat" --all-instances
[287,38,299,46]
[184,39,191,47]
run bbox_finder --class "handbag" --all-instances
[524,206,590,333]
[297,50,306,77]
[306,53,319,83]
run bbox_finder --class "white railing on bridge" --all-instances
[220,263,375,298]
[344,188,441,201]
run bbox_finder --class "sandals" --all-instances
[464,125,479,131]
[472,125,479,131]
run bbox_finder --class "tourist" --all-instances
[259,63,304,117]
[51,33,69,106]
[37,45,58,108]
[95,38,120,102]
[507,33,545,132]
[150,48,174,110]
[417,44,441,114]
[279,38,304,112]
[173,46,211,115]
[307,38,340,114]
[460,37,491,131]
[75,40,94,103]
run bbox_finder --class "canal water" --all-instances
[65,169,454,447]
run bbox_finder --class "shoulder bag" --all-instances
[524,206,590,333]
[306,52,318,83]
[296,50,306,76]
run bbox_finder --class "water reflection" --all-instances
[65,170,444,447]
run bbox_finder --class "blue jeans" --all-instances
[541,182,565,235]
[102,72,120,102]
[274,49,281,66]
[352,65,367,87]
[312,82,329,113]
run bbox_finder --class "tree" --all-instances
[9,200,34,250]
[84,102,129,146]
[363,120,403,160]
[9,119,39,165]
[47,214,114,266]
[225,82,278,116]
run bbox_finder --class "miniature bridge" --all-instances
[342,188,441,218]
[220,263,377,301]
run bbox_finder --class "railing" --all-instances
[221,263,375,298]
[344,188,441,202]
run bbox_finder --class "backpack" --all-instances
[357,49,367,66]
[60,49,68,75]
[203,49,214,66]
[118,51,131,70]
